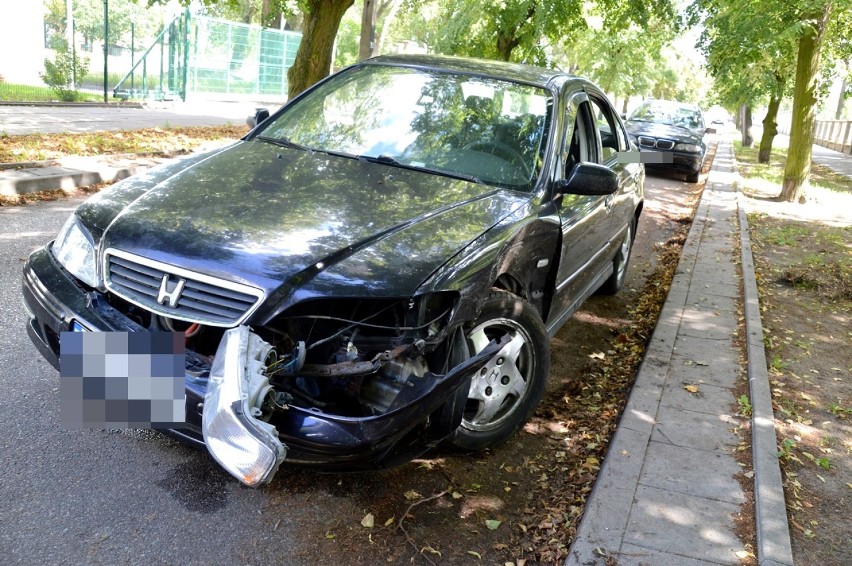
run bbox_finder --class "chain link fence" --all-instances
[0,4,300,103]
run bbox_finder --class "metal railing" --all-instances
[813,120,852,155]
[113,10,189,101]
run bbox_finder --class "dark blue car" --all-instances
[22,55,643,486]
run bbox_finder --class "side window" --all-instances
[590,97,626,163]
[563,101,597,174]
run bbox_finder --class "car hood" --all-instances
[80,140,529,307]
[625,121,704,145]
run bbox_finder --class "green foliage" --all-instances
[777,437,799,462]
[428,0,677,65]
[0,83,100,103]
[691,0,797,110]
[737,394,752,417]
[40,40,90,102]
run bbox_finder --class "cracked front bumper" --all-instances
[22,246,501,475]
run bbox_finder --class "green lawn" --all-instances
[734,139,852,195]
[0,82,103,103]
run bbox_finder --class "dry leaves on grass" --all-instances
[0,125,248,163]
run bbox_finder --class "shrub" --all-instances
[40,39,89,102]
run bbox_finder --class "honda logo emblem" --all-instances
[157,274,186,308]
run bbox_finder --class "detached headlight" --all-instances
[202,327,286,487]
[674,143,702,153]
[51,214,99,287]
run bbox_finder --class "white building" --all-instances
[0,0,46,85]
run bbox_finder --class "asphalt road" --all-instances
[0,101,281,135]
[0,170,698,565]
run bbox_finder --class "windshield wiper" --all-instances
[358,154,484,185]
[257,135,311,151]
[358,154,402,166]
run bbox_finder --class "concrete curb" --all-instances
[0,101,145,109]
[734,172,795,565]
[0,164,145,197]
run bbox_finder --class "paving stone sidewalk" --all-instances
[567,140,793,565]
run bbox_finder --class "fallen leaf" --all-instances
[361,513,374,528]
[467,550,482,559]
[452,491,463,499]
[684,384,699,394]
[485,519,502,530]
[384,516,395,526]
[589,352,605,360]
[404,490,421,500]
[421,545,441,557]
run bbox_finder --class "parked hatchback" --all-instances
[625,99,711,183]
[23,55,644,486]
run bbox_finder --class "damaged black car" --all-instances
[22,55,644,486]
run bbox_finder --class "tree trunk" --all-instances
[779,3,832,203]
[373,0,400,56]
[740,104,753,148]
[358,0,377,61]
[837,76,848,120]
[496,32,517,61]
[287,0,355,99]
[758,96,781,163]
[261,0,282,29]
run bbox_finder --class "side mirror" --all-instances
[620,113,627,120]
[705,127,716,134]
[247,108,270,129]
[554,162,618,196]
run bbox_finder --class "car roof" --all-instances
[364,54,578,90]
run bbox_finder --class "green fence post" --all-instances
[181,9,190,101]
[103,0,109,103]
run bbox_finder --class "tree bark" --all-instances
[358,0,377,61]
[373,0,400,56]
[287,0,355,99]
[496,32,518,61]
[740,104,753,148]
[262,0,282,29]
[779,3,832,203]
[837,76,848,120]
[758,96,781,163]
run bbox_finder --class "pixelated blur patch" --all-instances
[617,150,673,164]
[60,331,186,429]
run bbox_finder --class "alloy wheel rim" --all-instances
[462,317,533,431]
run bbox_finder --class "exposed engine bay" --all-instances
[107,292,465,421]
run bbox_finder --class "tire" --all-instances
[448,290,550,451]
[686,170,700,183]
[599,217,636,295]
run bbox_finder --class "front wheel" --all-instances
[449,291,550,451]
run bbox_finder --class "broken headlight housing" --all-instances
[202,326,287,487]
[51,214,99,287]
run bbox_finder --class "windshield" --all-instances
[258,64,552,190]
[629,102,704,131]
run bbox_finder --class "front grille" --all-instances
[104,248,264,327]
[638,136,656,148]
[637,136,675,150]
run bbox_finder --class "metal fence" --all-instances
[188,16,301,98]
[0,8,300,103]
[813,120,852,155]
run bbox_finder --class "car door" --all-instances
[545,90,613,335]
[587,90,642,245]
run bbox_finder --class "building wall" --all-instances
[0,0,46,85]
